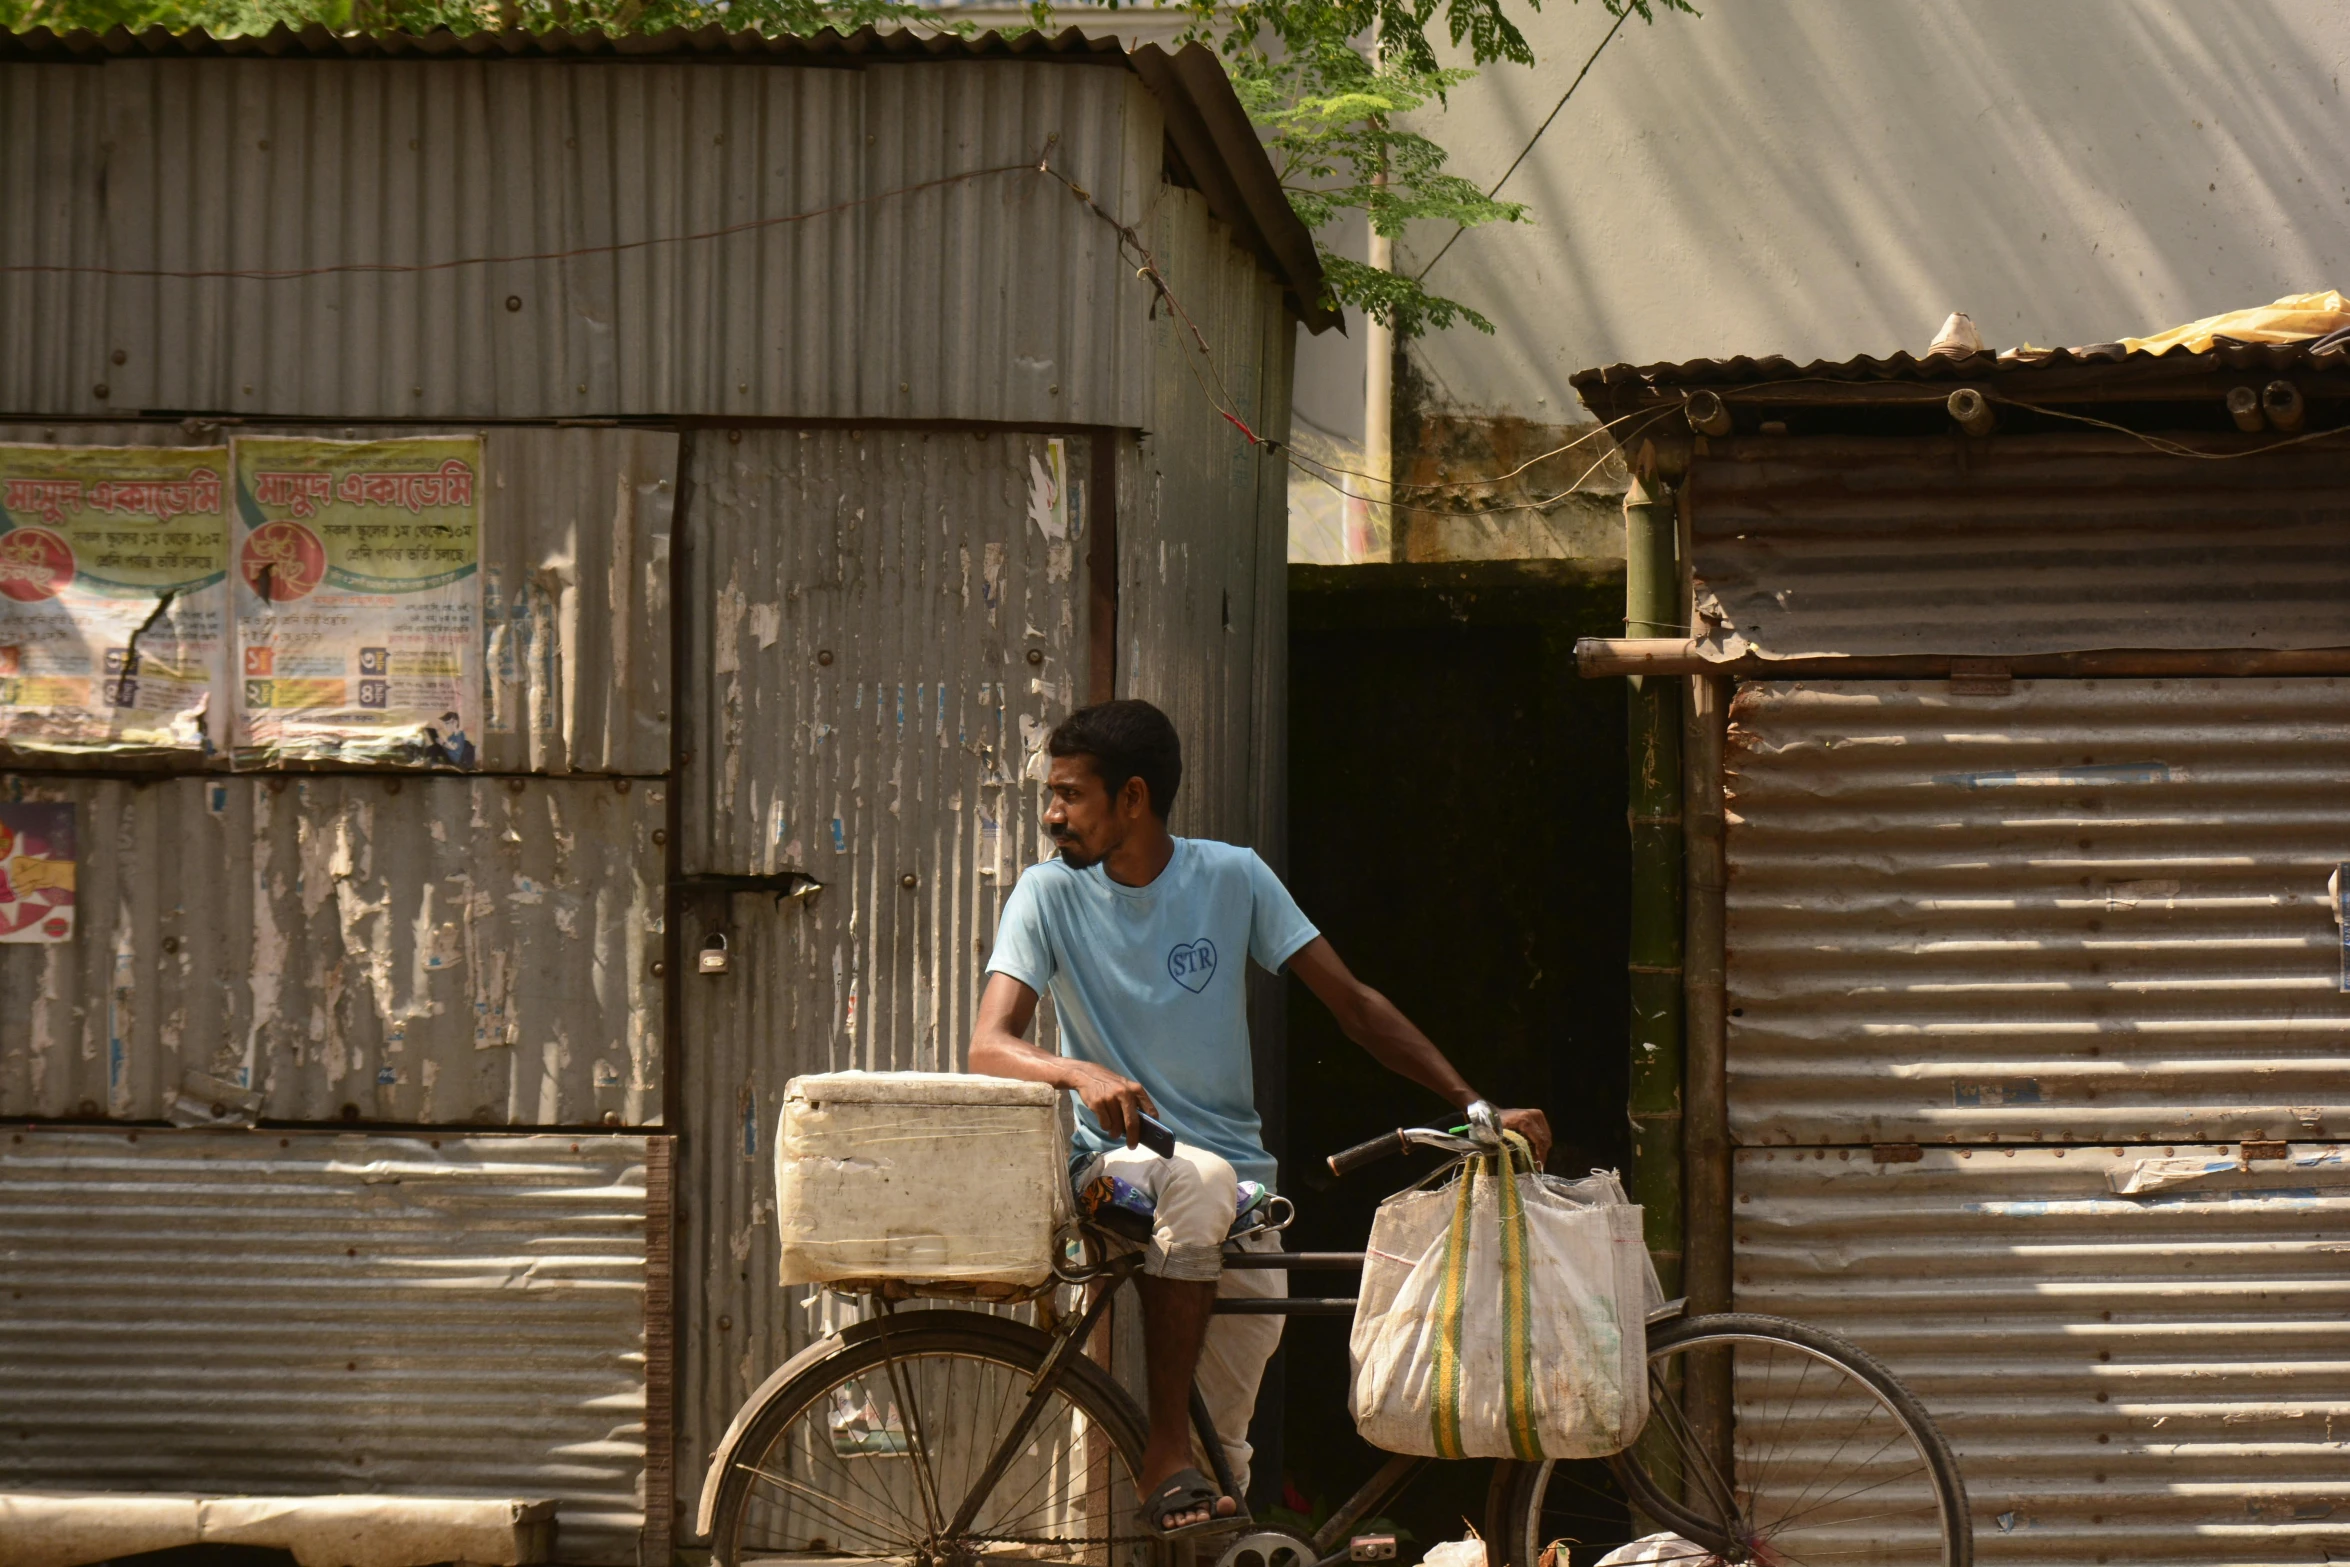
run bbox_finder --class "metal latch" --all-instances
[2242,1139,2289,1162]
[1350,1538,1397,1563]
[1871,1143,1924,1164]
[698,932,731,975]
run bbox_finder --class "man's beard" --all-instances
[1053,836,1103,870]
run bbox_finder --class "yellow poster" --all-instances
[231,435,482,767]
[0,444,229,754]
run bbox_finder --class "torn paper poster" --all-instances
[230,435,482,768]
[0,444,229,755]
[2110,1154,2243,1195]
[2335,864,2349,992]
[1026,439,1070,543]
[0,801,74,943]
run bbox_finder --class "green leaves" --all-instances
[1180,0,1691,337]
[1,0,933,38]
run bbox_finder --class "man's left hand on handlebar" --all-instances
[1498,1106,1552,1166]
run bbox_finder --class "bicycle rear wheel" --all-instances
[707,1310,1156,1567]
[1492,1312,1970,1567]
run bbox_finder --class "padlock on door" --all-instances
[698,932,731,975]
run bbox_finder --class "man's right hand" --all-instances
[1069,1061,1157,1147]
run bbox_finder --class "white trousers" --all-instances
[1080,1141,1286,1493]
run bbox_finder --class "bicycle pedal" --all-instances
[1349,1536,1397,1562]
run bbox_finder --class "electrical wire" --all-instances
[1990,394,2350,460]
[0,162,1042,281]
[1029,139,1681,521]
[1412,6,1631,284]
[0,121,1658,519]
[1281,405,1679,519]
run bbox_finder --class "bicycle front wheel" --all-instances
[707,1309,1156,1567]
[1493,1312,1970,1567]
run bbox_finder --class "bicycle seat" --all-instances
[1074,1169,1277,1246]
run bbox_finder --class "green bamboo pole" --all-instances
[1624,474,1685,1299]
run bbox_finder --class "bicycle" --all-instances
[696,1125,1973,1567]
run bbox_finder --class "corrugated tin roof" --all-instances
[0,18,1121,61]
[0,22,1335,333]
[1574,335,2350,421]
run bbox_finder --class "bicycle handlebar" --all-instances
[1325,1125,1487,1178]
[1326,1129,1409,1178]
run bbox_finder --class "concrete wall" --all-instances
[1292,0,2350,560]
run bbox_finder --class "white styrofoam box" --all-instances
[775,1071,1069,1288]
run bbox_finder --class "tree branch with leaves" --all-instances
[1180,0,1692,338]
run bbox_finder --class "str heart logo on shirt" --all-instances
[1167,938,1218,993]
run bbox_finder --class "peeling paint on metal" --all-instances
[0,1128,652,1563]
[0,423,676,776]
[0,775,664,1126]
[1726,678,2350,1144]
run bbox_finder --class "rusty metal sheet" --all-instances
[1739,1142,2350,1567]
[0,421,676,775]
[669,195,1296,1482]
[67,58,1150,426]
[1118,192,1296,1134]
[0,773,663,1126]
[680,427,1089,888]
[0,66,104,419]
[671,425,1091,1476]
[1688,447,2350,660]
[1123,186,1293,853]
[1725,678,2350,1145]
[0,1127,653,1564]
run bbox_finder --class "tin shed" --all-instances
[0,25,1324,1563]
[1576,341,2350,1567]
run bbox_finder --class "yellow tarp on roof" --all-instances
[2120,289,2350,355]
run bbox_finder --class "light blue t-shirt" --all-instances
[985,837,1319,1188]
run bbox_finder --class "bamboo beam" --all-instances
[1623,478,1685,1298]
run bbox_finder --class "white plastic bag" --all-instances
[1422,1540,1487,1567]
[1349,1153,1652,1459]
[1592,1533,1717,1567]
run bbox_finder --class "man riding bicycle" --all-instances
[969,699,1552,1543]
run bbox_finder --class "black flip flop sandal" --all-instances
[1137,1466,1248,1542]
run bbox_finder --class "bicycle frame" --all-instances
[773,1133,1673,1566]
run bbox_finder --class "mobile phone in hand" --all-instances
[1134,1110,1177,1159]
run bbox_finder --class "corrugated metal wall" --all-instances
[12,58,1158,425]
[1724,679,2350,1145]
[1725,675,2350,1567]
[1124,186,1295,1141]
[0,66,104,418]
[0,1127,655,1564]
[0,772,664,1126]
[0,47,1304,1545]
[1688,444,2350,660]
[1125,187,1292,851]
[0,421,677,776]
[673,425,1093,1490]
[1740,1142,2350,1567]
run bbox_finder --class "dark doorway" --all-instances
[1266,559,1632,1558]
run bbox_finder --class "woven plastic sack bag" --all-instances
[1348,1142,1652,1459]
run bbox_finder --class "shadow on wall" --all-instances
[1392,1,2350,427]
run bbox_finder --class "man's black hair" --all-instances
[1048,700,1182,821]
